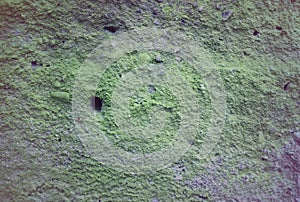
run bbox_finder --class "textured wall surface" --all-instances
[1,0,299,201]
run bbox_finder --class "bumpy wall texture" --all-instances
[1,0,299,201]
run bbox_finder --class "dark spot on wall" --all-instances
[152,9,158,15]
[283,81,291,91]
[104,26,119,33]
[192,194,208,200]
[243,51,250,56]
[253,30,259,36]
[91,96,103,111]
[276,26,283,30]
[31,61,38,66]
[31,61,43,69]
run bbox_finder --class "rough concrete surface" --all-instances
[0,0,299,201]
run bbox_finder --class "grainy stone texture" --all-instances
[0,0,299,201]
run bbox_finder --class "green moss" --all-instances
[94,51,210,154]
[1,0,299,201]
[50,91,70,102]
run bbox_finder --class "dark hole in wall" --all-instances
[104,26,119,33]
[284,81,291,91]
[31,61,38,66]
[253,30,259,36]
[276,26,283,30]
[91,96,103,111]
[31,61,43,69]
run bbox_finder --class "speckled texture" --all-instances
[1,0,299,201]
